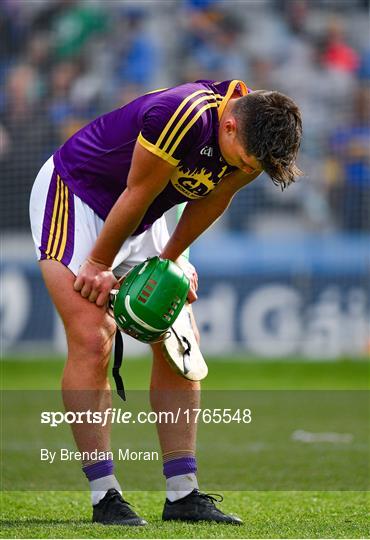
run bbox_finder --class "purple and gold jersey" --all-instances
[53,79,249,234]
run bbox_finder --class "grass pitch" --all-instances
[2,490,369,539]
[1,356,369,538]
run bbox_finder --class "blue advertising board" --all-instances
[1,234,369,358]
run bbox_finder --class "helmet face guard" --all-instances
[112,257,190,343]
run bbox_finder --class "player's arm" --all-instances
[161,168,260,264]
[74,142,175,306]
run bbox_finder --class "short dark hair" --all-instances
[233,90,303,189]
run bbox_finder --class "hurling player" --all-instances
[30,79,302,525]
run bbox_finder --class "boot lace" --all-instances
[195,490,223,506]
[105,489,133,508]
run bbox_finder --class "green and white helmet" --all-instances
[112,257,190,343]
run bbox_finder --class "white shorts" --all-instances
[29,157,170,276]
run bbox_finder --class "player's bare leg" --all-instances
[40,260,114,450]
[150,341,200,447]
[40,260,146,525]
[150,304,200,500]
[150,317,242,524]
[150,304,200,441]
[150,341,200,492]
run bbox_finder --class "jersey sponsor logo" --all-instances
[200,146,214,157]
[170,164,228,199]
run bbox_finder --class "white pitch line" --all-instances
[291,429,354,443]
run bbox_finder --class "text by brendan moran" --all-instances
[40,448,159,464]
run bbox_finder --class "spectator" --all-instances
[47,60,82,143]
[357,46,370,81]
[51,1,108,59]
[0,64,58,230]
[327,85,370,230]
[115,8,158,89]
[179,4,246,81]
[321,17,359,73]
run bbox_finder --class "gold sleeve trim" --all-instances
[137,133,179,167]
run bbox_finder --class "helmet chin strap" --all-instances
[108,290,127,402]
[113,329,126,402]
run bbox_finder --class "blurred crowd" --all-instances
[1,0,369,233]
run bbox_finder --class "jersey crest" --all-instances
[170,164,228,199]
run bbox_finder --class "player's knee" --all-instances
[84,327,115,360]
[68,317,116,367]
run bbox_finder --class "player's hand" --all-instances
[176,257,198,303]
[74,258,118,307]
